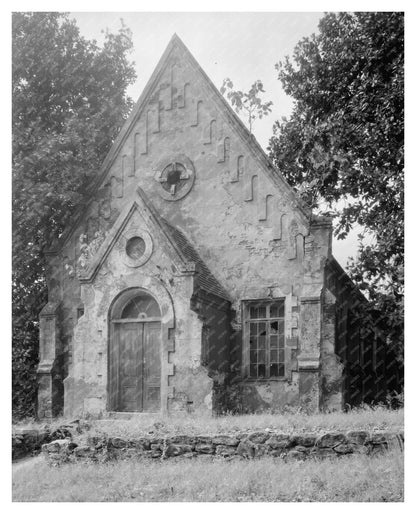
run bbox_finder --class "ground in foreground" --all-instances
[13,449,403,502]
[13,405,404,440]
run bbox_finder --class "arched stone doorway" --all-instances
[108,288,162,412]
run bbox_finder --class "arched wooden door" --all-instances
[109,291,161,412]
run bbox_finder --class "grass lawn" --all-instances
[88,406,404,439]
[12,449,403,502]
[13,406,404,440]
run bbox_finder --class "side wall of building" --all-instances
[324,258,402,407]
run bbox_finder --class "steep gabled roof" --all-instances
[138,188,230,301]
[160,219,229,300]
[49,33,311,254]
[79,187,230,301]
[325,255,368,305]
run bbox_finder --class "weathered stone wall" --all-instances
[62,209,211,417]
[13,429,51,460]
[42,429,404,465]
[12,424,76,460]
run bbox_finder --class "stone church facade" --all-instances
[37,35,395,419]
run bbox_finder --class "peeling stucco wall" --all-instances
[61,206,217,418]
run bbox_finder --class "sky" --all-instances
[70,11,361,267]
[71,12,323,149]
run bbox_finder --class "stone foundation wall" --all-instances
[42,429,403,465]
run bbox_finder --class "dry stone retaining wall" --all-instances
[42,429,404,465]
[12,421,82,460]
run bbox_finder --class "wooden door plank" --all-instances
[108,324,119,411]
[118,323,143,412]
[143,322,161,412]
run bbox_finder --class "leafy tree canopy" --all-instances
[12,12,137,418]
[269,12,404,355]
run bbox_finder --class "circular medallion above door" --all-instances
[121,228,153,268]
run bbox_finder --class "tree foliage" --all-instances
[12,12,137,418]
[269,12,404,357]
[220,78,273,132]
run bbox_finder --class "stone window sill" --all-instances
[242,377,289,383]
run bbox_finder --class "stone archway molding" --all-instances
[106,276,176,415]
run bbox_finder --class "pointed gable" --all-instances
[99,33,310,219]
[51,34,310,254]
[78,187,229,301]
[48,32,325,311]
[96,34,309,215]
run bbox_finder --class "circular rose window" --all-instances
[154,155,195,201]
[161,163,189,196]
